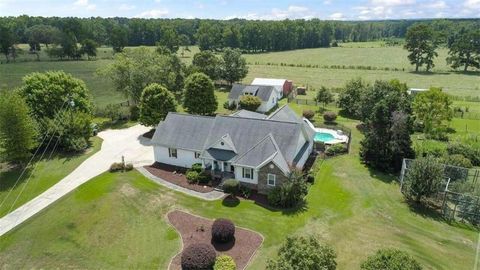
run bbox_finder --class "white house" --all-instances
[251,78,293,99]
[151,105,315,194]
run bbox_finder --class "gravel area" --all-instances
[167,210,263,270]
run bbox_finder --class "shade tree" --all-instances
[183,72,217,115]
[138,83,177,127]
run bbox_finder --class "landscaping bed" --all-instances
[167,210,263,270]
[144,163,218,193]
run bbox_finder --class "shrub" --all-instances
[186,170,199,184]
[191,163,203,173]
[306,172,315,184]
[211,218,235,243]
[214,255,236,270]
[239,185,252,198]
[325,144,347,156]
[442,154,472,168]
[239,95,262,112]
[109,162,124,172]
[181,243,217,270]
[197,171,211,184]
[129,105,139,121]
[267,170,309,208]
[223,179,240,195]
[323,111,337,122]
[403,156,444,202]
[447,143,480,166]
[125,163,134,171]
[302,110,315,120]
[223,101,236,110]
[361,248,422,270]
[267,235,336,270]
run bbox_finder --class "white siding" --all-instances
[153,145,201,168]
[256,92,277,113]
[234,166,258,184]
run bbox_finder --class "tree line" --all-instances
[405,23,480,72]
[1,16,479,62]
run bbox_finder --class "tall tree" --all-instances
[359,80,414,172]
[221,48,248,85]
[139,83,177,127]
[0,24,15,62]
[315,86,334,109]
[80,39,97,60]
[20,71,92,120]
[405,24,438,72]
[412,87,453,137]
[0,91,38,164]
[101,47,185,103]
[157,26,180,53]
[447,29,480,71]
[337,78,368,118]
[110,24,128,53]
[191,50,222,81]
[403,156,444,202]
[183,72,217,115]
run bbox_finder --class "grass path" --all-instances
[0,137,102,218]
[0,118,476,269]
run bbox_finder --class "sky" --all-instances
[0,0,479,20]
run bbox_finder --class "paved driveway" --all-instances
[0,124,153,237]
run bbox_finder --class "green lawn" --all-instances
[0,114,476,269]
[0,137,102,218]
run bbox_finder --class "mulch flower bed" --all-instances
[144,163,216,193]
[167,210,263,270]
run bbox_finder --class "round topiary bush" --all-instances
[214,255,236,270]
[302,109,315,120]
[186,170,199,184]
[181,243,217,270]
[323,111,337,122]
[211,218,235,243]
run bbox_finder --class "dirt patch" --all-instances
[119,183,138,197]
[144,163,218,193]
[167,210,263,270]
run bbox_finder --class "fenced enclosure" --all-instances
[399,158,480,225]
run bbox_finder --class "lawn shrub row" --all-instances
[109,162,133,172]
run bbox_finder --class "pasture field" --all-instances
[1,42,478,109]
[0,111,476,270]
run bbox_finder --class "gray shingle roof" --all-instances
[230,110,266,119]
[228,84,275,102]
[202,115,302,165]
[267,105,302,123]
[151,113,215,151]
[202,148,237,161]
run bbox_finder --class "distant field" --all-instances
[1,42,478,109]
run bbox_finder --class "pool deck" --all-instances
[314,127,349,144]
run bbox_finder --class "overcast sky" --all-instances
[0,0,479,20]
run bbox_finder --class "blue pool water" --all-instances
[314,132,335,142]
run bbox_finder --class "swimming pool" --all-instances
[314,132,335,142]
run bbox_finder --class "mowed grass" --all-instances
[0,137,102,218]
[0,113,476,270]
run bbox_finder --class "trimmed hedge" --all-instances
[223,179,239,194]
[325,144,347,156]
[191,163,203,173]
[212,218,235,243]
[181,243,217,270]
[302,110,315,120]
[109,162,133,172]
[323,111,337,122]
[214,255,236,270]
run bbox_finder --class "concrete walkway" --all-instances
[136,167,225,201]
[0,125,154,237]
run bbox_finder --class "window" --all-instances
[168,148,177,158]
[194,152,201,159]
[242,168,253,179]
[267,174,276,186]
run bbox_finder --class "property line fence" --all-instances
[287,97,320,106]
[399,158,480,225]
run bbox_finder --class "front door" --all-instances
[224,162,230,172]
[213,161,219,171]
